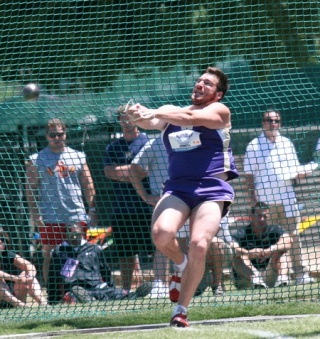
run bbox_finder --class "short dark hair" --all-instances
[46,118,66,134]
[263,108,282,118]
[251,202,270,215]
[206,67,229,99]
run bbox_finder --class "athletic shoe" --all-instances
[296,273,315,285]
[169,270,182,302]
[63,291,78,304]
[71,285,96,303]
[170,312,190,327]
[212,285,224,296]
[251,276,267,289]
[274,275,291,288]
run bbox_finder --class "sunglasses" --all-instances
[263,118,281,124]
[48,132,65,138]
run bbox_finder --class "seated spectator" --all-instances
[230,202,292,289]
[0,231,48,308]
[47,223,152,304]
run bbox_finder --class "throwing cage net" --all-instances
[0,0,319,322]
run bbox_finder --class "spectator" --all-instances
[230,202,292,289]
[47,223,152,304]
[26,118,98,285]
[127,67,238,327]
[243,109,317,285]
[129,135,189,298]
[129,136,168,298]
[104,106,154,296]
[0,230,48,308]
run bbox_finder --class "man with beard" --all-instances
[127,67,238,327]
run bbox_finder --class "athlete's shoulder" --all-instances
[159,104,181,110]
[205,101,230,113]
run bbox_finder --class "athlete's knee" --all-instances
[152,229,169,247]
[152,224,174,247]
[188,238,209,261]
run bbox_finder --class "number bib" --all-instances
[168,129,201,152]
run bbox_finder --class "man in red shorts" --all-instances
[26,118,97,285]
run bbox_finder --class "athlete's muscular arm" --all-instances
[129,102,230,130]
[127,104,172,131]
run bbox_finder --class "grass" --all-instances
[0,282,320,337]
[1,303,320,338]
[46,317,320,339]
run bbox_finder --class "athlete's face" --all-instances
[191,73,222,106]
[46,125,66,152]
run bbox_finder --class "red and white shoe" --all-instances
[63,291,77,304]
[169,271,182,302]
[170,312,189,327]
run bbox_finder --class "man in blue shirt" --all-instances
[104,106,153,296]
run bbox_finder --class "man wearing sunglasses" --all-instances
[26,118,97,286]
[244,109,317,285]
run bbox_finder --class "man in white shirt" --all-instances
[314,138,320,164]
[243,109,317,285]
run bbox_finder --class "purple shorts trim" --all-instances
[163,177,234,217]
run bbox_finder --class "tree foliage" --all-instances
[0,0,318,94]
